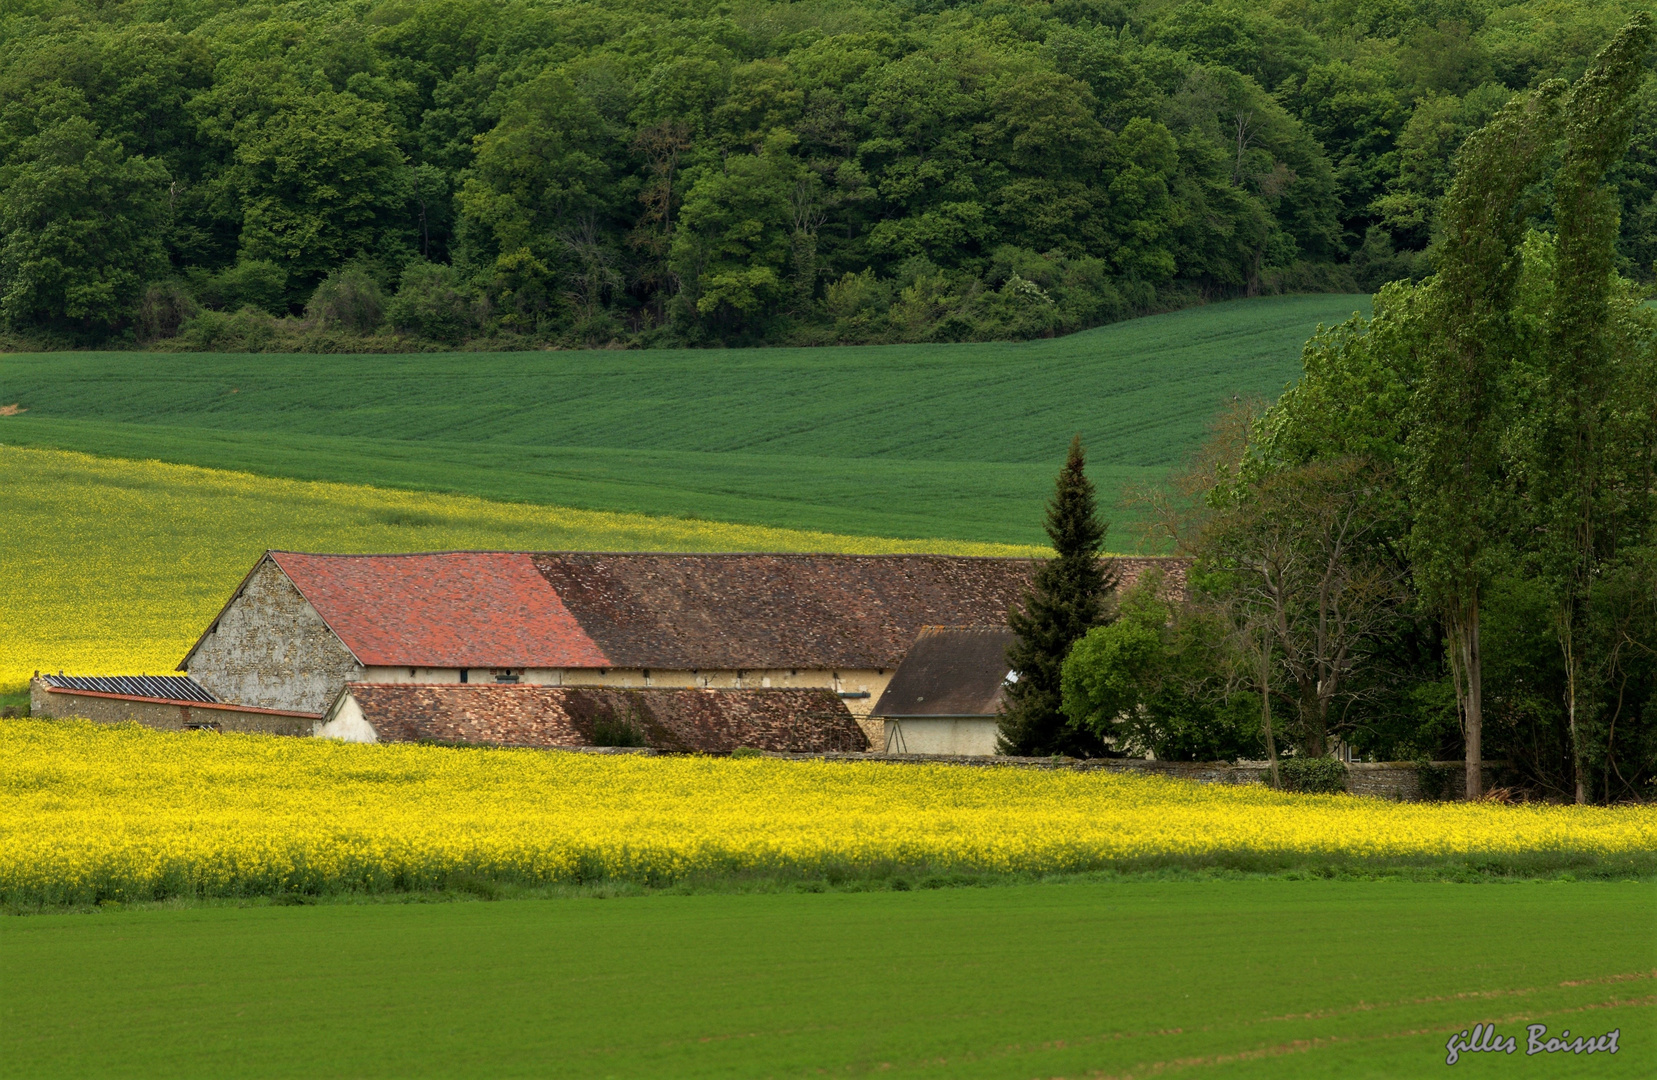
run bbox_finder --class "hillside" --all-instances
[0,294,1368,545]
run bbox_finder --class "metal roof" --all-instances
[43,674,218,703]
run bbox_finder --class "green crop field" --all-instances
[0,295,1369,545]
[3,880,1650,1079]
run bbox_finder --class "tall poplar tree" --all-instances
[1535,14,1654,804]
[1405,80,1564,800]
[999,435,1117,757]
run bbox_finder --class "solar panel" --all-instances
[42,674,217,703]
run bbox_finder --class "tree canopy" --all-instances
[2,0,1652,346]
[1070,14,1657,802]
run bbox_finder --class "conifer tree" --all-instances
[998,435,1117,756]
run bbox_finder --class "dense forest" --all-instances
[1,0,1652,348]
[995,15,1657,804]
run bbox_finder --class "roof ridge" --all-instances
[270,550,1063,559]
[918,624,1014,632]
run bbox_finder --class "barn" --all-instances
[33,549,1185,755]
[177,550,1051,747]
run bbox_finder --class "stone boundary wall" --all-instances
[29,681,319,736]
[9,697,1493,801]
[761,752,1498,801]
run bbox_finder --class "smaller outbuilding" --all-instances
[317,684,870,754]
[29,673,320,734]
[870,626,1016,756]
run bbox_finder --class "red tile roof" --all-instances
[343,684,868,753]
[271,551,609,668]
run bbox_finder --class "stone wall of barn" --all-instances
[187,558,363,713]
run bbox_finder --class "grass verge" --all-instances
[7,860,1656,917]
[3,878,1651,1078]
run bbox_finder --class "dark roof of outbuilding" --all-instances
[340,684,868,754]
[870,627,1016,718]
[42,674,217,703]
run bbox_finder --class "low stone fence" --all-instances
[762,751,1495,801]
[29,680,319,736]
[9,692,1492,801]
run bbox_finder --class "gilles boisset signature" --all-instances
[1445,1023,1621,1064]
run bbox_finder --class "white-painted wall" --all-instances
[882,717,999,756]
[313,694,379,743]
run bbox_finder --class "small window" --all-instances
[492,668,520,684]
[459,669,468,684]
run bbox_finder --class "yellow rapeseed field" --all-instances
[3,721,1653,904]
[0,447,1041,692]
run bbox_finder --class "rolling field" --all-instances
[0,447,1036,692]
[0,295,1370,544]
[3,880,1651,1078]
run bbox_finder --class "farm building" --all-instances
[33,549,1185,755]
[176,550,1055,747]
[27,674,319,735]
[870,627,1018,756]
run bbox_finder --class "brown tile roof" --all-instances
[1114,557,1187,599]
[343,683,868,753]
[530,553,1042,670]
[871,627,1017,718]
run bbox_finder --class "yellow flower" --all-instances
[3,721,1652,903]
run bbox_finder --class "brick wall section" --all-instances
[29,681,318,735]
[187,557,364,713]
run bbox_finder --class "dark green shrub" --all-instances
[1278,756,1348,795]
[306,269,384,333]
[387,262,476,343]
[728,746,764,759]
[590,716,645,748]
[175,309,234,348]
[194,259,289,314]
[174,305,275,351]
[1414,757,1454,801]
[135,281,198,342]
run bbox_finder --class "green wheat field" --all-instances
[3,879,1651,1078]
[0,294,1368,545]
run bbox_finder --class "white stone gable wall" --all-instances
[187,559,363,713]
